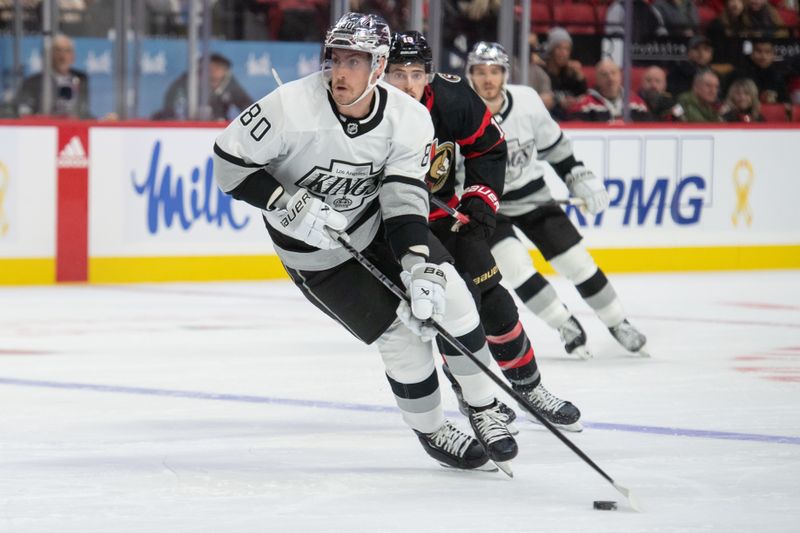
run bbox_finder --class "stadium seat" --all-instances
[697,6,718,29]
[792,104,800,122]
[777,8,798,34]
[531,4,552,34]
[582,65,596,88]
[760,103,789,122]
[553,4,597,35]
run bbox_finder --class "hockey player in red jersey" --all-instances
[386,31,582,431]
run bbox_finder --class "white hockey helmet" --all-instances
[466,41,511,86]
[323,12,391,74]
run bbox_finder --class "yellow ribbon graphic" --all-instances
[732,159,754,227]
[0,162,9,237]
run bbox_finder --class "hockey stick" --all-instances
[430,195,585,217]
[329,229,641,511]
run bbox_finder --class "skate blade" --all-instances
[571,346,592,360]
[634,343,651,358]
[438,461,499,473]
[526,415,584,433]
[493,460,514,478]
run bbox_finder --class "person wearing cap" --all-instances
[154,53,252,121]
[543,27,587,120]
[668,35,714,97]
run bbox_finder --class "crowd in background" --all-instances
[1,0,799,122]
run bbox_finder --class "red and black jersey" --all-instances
[420,73,507,219]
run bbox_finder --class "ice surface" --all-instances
[1,271,799,532]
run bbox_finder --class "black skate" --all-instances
[558,316,591,360]
[442,364,518,434]
[516,383,583,432]
[415,420,495,471]
[609,319,649,356]
[468,401,519,477]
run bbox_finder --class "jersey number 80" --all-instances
[239,103,271,142]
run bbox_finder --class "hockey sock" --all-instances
[486,321,541,391]
[515,272,573,329]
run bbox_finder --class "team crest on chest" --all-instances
[296,160,383,211]
[426,139,455,193]
[506,138,535,182]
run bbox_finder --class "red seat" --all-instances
[697,6,718,28]
[531,4,552,34]
[760,103,789,122]
[582,65,596,88]
[792,104,800,122]
[595,4,609,28]
[777,8,798,33]
[553,4,597,35]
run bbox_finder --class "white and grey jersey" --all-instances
[213,71,434,271]
[493,84,575,217]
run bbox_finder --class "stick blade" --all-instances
[612,481,643,512]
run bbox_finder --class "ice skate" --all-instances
[468,400,519,477]
[415,420,497,472]
[558,315,592,360]
[609,319,649,357]
[442,364,519,434]
[515,382,583,432]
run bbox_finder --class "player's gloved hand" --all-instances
[566,166,609,215]
[455,185,499,240]
[397,262,447,342]
[275,188,347,249]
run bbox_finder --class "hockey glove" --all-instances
[566,166,609,215]
[456,185,499,241]
[274,188,347,249]
[397,262,447,342]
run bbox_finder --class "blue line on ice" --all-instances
[2,376,798,446]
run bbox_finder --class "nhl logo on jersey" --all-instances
[426,140,455,193]
[346,122,358,135]
[437,73,461,83]
[296,160,382,211]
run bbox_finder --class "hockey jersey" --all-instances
[492,84,578,217]
[420,73,507,219]
[213,71,434,271]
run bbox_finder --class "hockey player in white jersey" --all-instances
[212,14,516,473]
[465,42,648,358]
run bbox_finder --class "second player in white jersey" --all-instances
[466,42,649,359]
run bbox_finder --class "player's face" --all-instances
[329,49,374,105]
[386,64,427,101]
[470,64,504,101]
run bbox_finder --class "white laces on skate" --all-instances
[430,421,474,458]
[529,384,566,412]
[470,405,512,445]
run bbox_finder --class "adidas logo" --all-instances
[57,136,88,168]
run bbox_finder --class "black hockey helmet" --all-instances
[388,31,433,73]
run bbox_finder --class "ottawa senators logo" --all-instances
[426,140,455,193]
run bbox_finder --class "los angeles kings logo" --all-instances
[296,160,383,211]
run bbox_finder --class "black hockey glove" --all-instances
[455,185,498,241]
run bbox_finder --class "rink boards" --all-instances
[1,120,798,284]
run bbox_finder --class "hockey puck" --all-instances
[593,500,618,511]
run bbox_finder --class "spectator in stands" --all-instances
[606,0,668,42]
[707,0,746,44]
[516,33,555,109]
[153,53,252,121]
[15,33,92,119]
[729,39,790,103]
[653,0,700,37]
[639,66,679,120]
[720,77,764,121]
[543,27,587,120]
[677,68,723,121]
[568,58,652,121]
[741,0,788,38]
[668,34,714,97]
